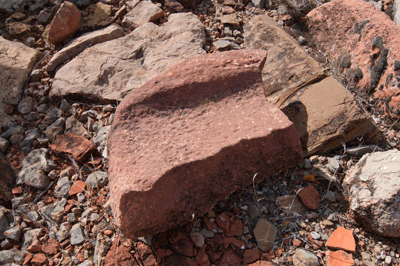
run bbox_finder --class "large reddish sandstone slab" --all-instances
[305,0,400,118]
[108,49,303,238]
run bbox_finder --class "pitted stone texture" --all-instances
[50,13,206,103]
[244,15,379,156]
[108,49,303,238]
[46,24,125,72]
[305,0,400,118]
[122,1,165,30]
[343,149,400,237]
[48,1,81,44]
[0,37,43,128]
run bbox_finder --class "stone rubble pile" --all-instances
[0,0,400,265]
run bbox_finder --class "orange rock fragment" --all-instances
[326,226,356,253]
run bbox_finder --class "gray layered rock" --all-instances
[50,12,206,103]
[244,15,380,156]
[46,24,125,72]
[108,49,303,238]
[343,149,400,237]
[16,148,55,189]
[0,37,43,128]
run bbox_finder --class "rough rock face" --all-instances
[108,49,303,238]
[50,12,206,102]
[343,149,400,237]
[244,15,380,156]
[305,0,400,118]
[48,1,81,44]
[46,24,125,72]
[0,154,16,202]
[0,37,43,128]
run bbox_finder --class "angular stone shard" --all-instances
[305,0,400,118]
[122,1,165,30]
[49,133,96,164]
[48,1,81,44]
[50,12,206,103]
[46,24,125,72]
[0,37,43,128]
[108,49,303,238]
[244,15,379,156]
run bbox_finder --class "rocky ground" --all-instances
[0,0,400,265]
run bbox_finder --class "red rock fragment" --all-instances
[42,238,59,255]
[108,50,302,239]
[227,219,243,237]
[12,186,23,195]
[297,185,320,210]
[68,180,86,196]
[156,248,173,263]
[327,250,355,266]
[27,239,42,253]
[196,244,211,266]
[249,261,274,266]
[31,253,47,264]
[49,133,96,164]
[216,212,230,233]
[23,252,33,265]
[171,239,195,257]
[326,226,356,253]
[220,249,242,265]
[244,249,262,264]
[48,1,81,44]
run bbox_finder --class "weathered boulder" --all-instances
[305,0,400,118]
[0,154,16,202]
[0,37,43,128]
[48,1,81,44]
[122,1,165,30]
[46,24,125,72]
[50,12,206,102]
[244,15,379,156]
[343,149,400,237]
[108,49,303,238]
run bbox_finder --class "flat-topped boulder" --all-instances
[50,12,206,103]
[107,49,303,239]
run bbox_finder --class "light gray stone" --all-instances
[17,148,54,189]
[213,39,231,50]
[292,249,319,266]
[0,208,11,240]
[44,117,65,141]
[1,125,24,139]
[3,226,22,240]
[54,177,71,198]
[46,24,125,72]
[57,222,71,242]
[343,149,400,237]
[86,171,108,188]
[0,249,16,264]
[78,260,94,266]
[50,13,206,102]
[93,126,110,157]
[395,0,400,25]
[17,97,33,114]
[70,223,85,245]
